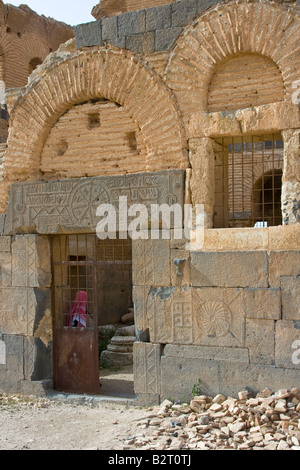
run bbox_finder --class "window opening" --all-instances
[214,134,283,228]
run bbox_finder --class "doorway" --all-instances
[52,234,134,396]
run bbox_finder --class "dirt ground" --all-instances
[0,366,149,451]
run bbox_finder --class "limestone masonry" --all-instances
[0,0,299,406]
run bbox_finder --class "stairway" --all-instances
[100,324,136,367]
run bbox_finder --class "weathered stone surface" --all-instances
[155,26,182,51]
[275,320,300,369]
[164,344,249,364]
[125,32,155,55]
[147,287,244,347]
[0,334,24,394]
[202,228,269,252]
[268,225,300,251]
[269,251,300,287]
[191,251,268,288]
[101,16,118,40]
[134,342,162,395]
[0,236,11,252]
[12,235,51,288]
[118,10,146,36]
[75,21,102,49]
[0,251,11,287]
[0,287,50,336]
[132,238,171,287]
[244,288,281,320]
[160,356,220,400]
[245,319,275,365]
[281,276,300,320]
[146,4,172,31]
[171,249,190,286]
[133,286,150,341]
[4,171,185,235]
[189,137,214,228]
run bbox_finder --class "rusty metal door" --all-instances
[52,236,100,395]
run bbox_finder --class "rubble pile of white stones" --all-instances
[123,388,300,450]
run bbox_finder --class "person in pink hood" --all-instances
[67,291,88,328]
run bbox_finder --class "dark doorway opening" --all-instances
[52,234,134,398]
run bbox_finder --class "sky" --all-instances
[4,0,96,26]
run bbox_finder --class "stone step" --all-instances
[110,336,136,346]
[115,325,136,337]
[107,343,134,353]
[101,350,133,366]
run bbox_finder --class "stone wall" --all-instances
[133,226,300,404]
[0,1,73,90]
[0,233,52,395]
[0,0,299,402]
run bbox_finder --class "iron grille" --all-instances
[214,134,283,228]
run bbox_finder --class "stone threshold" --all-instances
[46,391,138,407]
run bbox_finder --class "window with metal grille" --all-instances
[214,134,283,228]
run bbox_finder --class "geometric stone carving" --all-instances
[132,238,171,287]
[133,342,161,395]
[12,235,51,288]
[4,170,185,234]
[146,286,244,347]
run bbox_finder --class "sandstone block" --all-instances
[147,287,245,347]
[0,334,24,394]
[281,276,300,320]
[268,225,300,251]
[245,319,275,365]
[244,288,281,320]
[191,251,268,288]
[202,228,268,252]
[0,236,11,252]
[0,287,50,336]
[160,356,220,401]
[5,171,185,235]
[269,251,300,287]
[0,252,12,288]
[12,235,51,288]
[275,320,300,369]
[163,344,249,364]
[133,342,162,395]
[132,238,171,287]
[133,286,150,341]
[171,249,190,286]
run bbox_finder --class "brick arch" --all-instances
[4,47,187,181]
[165,1,300,124]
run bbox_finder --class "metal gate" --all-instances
[52,234,132,395]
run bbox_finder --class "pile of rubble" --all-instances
[122,388,300,450]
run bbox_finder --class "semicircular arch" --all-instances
[165,1,300,124]
[4,47,188,181]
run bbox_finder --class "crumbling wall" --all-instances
[40,100,149,179]
[0,1,74,89]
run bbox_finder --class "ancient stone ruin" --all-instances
[0,0,299,405]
